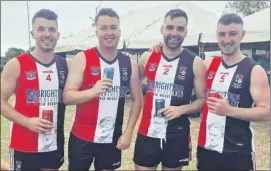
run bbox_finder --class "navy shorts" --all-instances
[133,133,191,168]
[68,133,121,171]
[197,146,255,170]
[9,148,64,171]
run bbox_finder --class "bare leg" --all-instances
[1,160,10,171]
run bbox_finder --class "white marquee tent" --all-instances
[200,7,270,44]
[55,2,220,53]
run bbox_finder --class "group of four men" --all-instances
[1,6,270,171]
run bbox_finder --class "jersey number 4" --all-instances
[46,74,51,81]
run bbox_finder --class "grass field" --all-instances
[1,99,270,170]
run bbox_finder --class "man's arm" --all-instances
[1,59,52,133]
[66,58,72,69]
[229,65,270,121]
[116,58,143,150]
[157,56,207,120]
[203,57,213,69]
[1,59,28,127]
[63,52,111,105]
[138,51,150,83]
[181,56,207,114]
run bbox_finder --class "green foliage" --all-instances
[224,1,270,16]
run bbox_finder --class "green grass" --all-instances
[1,100,270,170]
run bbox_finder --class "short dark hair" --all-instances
[32,9,58,25]
[164,9,188,24]
[217,13,243,26]
[95,8,119,24]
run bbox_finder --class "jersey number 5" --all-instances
[220,75,225,82]
[46,74,51,81]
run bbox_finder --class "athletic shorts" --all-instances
[196,146,255,170]
[133,133,191,168]
[68,133,121,171]
[9,148,64,171]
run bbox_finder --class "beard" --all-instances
[164,35,183,50]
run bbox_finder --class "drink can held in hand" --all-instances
[209,92,222,99]
[42,110,53,122]
[155,99,165,117]
[103,68,114,80]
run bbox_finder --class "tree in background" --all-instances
[5,47,25,59]
[224,0,270,16]
[1,47,25,73]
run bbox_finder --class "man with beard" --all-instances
[1,9,69,170]
[63,8,142,171]
[197,13,270,170]
[133,9,206,170]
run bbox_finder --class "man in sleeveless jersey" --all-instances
[1,9,70,170]
[133,9,206,170]
[197,13,270,170]
[63,8,143,171]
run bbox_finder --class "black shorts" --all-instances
[196,146,255,170]
[9,148,64,171]
[68,133,121,171]
[133,133,191,168]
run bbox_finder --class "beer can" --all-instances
[155,99,165,117]
[208,92,221,99]
[42,110,53,122]
[103,68,114,80]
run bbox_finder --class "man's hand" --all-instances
[206,96,232,117]
[158,106,185,120]
[26,117,53,133]
[91,78,112,97]
[116,133,132,150]
[149,42,164,53]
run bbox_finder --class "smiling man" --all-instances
[133,9,206,171]
[197,13,270,171]
[63,8,143,171]
[1,9,69,171]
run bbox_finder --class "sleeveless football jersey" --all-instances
[198,56,257,154]
[138,49,196,139]
[71,47,131,143]
[10,53,68,153]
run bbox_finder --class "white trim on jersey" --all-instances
[205,64,238,153]
[147,57,179,139]
[94,59,121,143]
[36,63,59,152]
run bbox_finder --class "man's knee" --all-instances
[1,160,10,171]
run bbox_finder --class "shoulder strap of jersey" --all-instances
[118,52,132,86]
[208,56,223,73]
[206,56,223,89]
[83,48,101,86]
[145,51,162,80]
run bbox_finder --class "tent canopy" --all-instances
[55,2,220,52]
[200,8,270,44]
